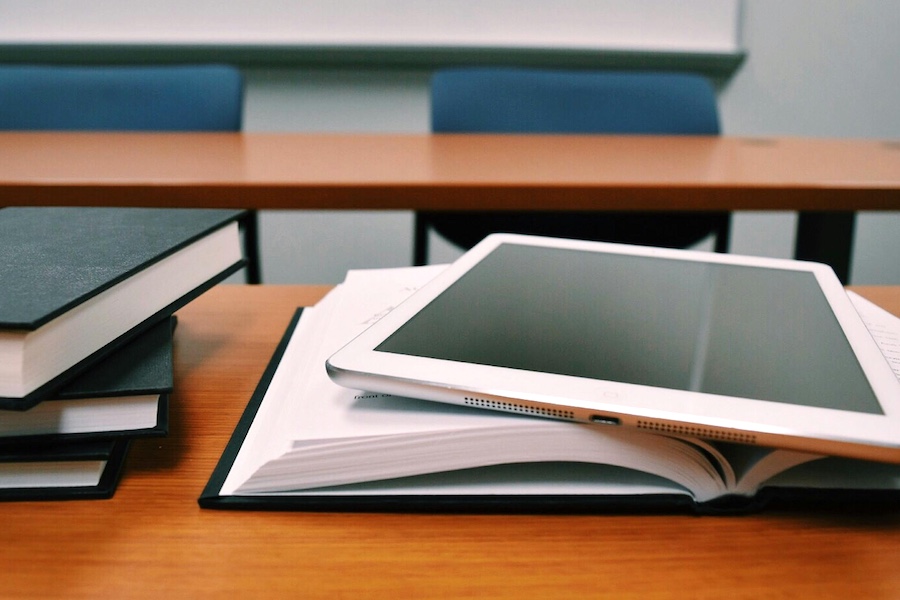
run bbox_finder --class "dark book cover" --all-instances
[56,316,175,400]
[0,438,130,501]
[0,207,244,330]
[0,207,247,409]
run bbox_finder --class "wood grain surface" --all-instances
[2,133,899,210]
[0,284,898,599]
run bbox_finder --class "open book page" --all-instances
[220,266,445,494]
[217,299,326,493]
[848,291,900,381]
[712,444,821,496]
[221,266,732,502]
[242,417,730,501]
[222,265,482,494]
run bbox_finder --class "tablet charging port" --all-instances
[590,415,620,426]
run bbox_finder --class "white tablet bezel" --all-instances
[327,234,900,463]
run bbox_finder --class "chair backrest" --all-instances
[415,68,728,264]
[431,68,719,135]
[0,64,243,131]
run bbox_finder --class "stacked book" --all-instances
[1,207,246,500]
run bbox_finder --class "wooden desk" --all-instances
[2,133,899,279]
[1,284,898,599]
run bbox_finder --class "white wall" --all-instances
[2,0,739,53]
[244,0,899,284]
[244,69,430,283]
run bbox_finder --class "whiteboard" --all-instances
[1,0,741,55]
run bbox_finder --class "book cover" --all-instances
[0,207,246,409]
[0,438,130,501]
[200,268,900,513]
[0,317,175,442]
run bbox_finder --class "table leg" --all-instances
[794,212,856,284]
[242,210,262,284]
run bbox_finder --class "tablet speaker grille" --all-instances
[463,397,576,421]
[636,420,757,445]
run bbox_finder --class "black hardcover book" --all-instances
[200,270,900,515]
[0,207,246,409]
[0,438,130,501]
[0,317,175,442]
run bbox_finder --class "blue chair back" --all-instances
[0,64,242,131]
[413,68,728,265]
[432,68,719,135]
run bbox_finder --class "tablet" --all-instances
[327,234,900,463]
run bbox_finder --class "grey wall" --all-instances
[720,0,900,285]
[242,0,899,284]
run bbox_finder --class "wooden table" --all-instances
[2,133,900,282]
[1,284,898,599]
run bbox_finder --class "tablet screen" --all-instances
[376,243,882,414]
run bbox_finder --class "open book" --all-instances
[201,267,900,513]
